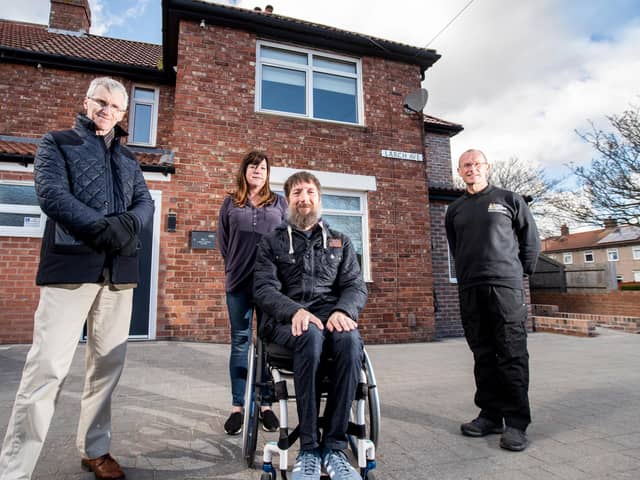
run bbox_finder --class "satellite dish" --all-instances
[403,88,428,113]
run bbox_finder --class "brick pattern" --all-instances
[153,21,435,344]
[425,131,455,187]
[49,0,90,33]
[532,291,640,318]
[533,316,596,337]
[533,308,640,334]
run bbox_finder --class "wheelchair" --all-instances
[241,335,380,480]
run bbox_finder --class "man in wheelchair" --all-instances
[254,171,368,480]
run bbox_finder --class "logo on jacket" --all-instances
[487,202,510,215]
[328,238,343,248]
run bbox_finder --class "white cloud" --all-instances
[5,0,639,183]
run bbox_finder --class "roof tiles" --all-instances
[0,20,161,69]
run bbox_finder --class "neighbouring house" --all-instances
[0,0,465,344]
[542,221,640,283]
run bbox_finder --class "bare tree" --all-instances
[559,104,640,226]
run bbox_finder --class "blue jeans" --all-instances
[226,285,254,406]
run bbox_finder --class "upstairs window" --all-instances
[607,248,619,262]
[256,41,363,125]
[633,246,640,260]
[563,252,573,265]
[129,86,159,146]
[584,250,594,263]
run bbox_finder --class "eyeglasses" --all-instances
[460,162,488,170]
[87,97,126,114]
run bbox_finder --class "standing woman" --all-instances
[218,150,286,435]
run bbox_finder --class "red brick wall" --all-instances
[154,21,435,344]
[0,64,175,144]
[0,22,439,345]
[532,291,640,317]
[0,64,174,344]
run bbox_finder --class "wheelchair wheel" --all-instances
[364,349,380,446]
[260,471,275,480]
[241,342,260,468]
[349,348,380,457]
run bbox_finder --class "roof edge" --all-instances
[163,0,440,79]
[0,46,171,84]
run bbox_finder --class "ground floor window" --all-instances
[0,181,44,237]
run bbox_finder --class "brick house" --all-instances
[542,221,640,283]
[0,0,464,344]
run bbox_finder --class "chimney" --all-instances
[560,224,569,236]
[603,218,618,229]
[49,0,91,34]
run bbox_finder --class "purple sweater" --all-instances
[217,194,287,292]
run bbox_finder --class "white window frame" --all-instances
[128,85,159,147]
[0,180,45,238]
[607,248,619,262]
[255,40,364,126]
[633,246,640,260]
[563,252,573,265]
[633,271,640,282]
[584,250,594,263]
[616,274,624,282]
[270,167,375,281]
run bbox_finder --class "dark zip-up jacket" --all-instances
[34,114,154,285]
[217,194,287,292]
[254,220,367,338]
[445,185,540,290]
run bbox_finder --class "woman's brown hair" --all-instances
[231,150,276,208]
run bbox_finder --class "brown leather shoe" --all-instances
[81,453,125,479]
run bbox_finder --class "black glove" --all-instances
[119,234,140,257]
[92,213,137,253]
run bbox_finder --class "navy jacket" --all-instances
[254,220,368,338]
[34,114,154,285]
[445,185,540,290]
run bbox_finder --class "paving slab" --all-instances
[1,328,639,479]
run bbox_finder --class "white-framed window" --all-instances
[129,85,159,146]
[633,271,640,282]
[270,167,375,281]
[256,41,363,125]
[607,248,619,262]
[0,181,45,237]
[563,252,573,265]
[616,274,624,282]
[633,246,640,260]
[584,250,594,263]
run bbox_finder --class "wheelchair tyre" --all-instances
[241,342,260,468]
[261,472,275,480]
[364,348,380,446]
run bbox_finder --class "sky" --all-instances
[3,0,640,182]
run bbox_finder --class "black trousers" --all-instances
[268,323,363,450]
[459,285,531,431]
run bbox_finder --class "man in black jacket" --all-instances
[0,77,153,480]
[445,149,540,452]
[254,171,367,480]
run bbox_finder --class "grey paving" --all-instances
[1,328,640,479]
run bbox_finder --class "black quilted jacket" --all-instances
[34,114,154,285]
[254,220,368,339]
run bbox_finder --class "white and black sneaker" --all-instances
[321,448,360,480]
[292,448,321,480]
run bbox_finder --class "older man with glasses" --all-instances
[0,77,154,480]
[445,149,540,452]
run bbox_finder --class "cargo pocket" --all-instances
[496,287,528,358]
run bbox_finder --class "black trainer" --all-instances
[460,416,504,437]
[224,411,243,435]
[500,426,529,451]
[259,409,280,432]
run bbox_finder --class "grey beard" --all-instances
[287,207,321,231]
